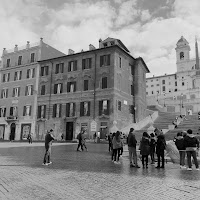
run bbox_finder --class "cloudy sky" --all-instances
[1,0,200,77]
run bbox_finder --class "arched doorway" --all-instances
[10,123,16,141]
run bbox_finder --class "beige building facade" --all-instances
[37,38,149,140]
[0,38,65,140]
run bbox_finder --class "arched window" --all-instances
[180,52,184,60]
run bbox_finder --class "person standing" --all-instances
[108,133,112,152]
[174,132,186,169]
[127,128,140,168]
[112,131,122,164]
[150,133,156,164]
[81,131,88,151]
[140,132,150,168]
[27,132,32,144]
[155,131,166,169]
[43,129,54,165]
[184,129,199,170]
[77,130,84,151]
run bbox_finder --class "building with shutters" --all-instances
[0,38,65,141]
[146,36,200,113]
[37,37,149,140]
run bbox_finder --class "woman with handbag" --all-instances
[140,132,150,168]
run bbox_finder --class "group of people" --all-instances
[76,130,88,152]
[174,129,199,170]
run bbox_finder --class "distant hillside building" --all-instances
[37,37,149,140]
[0,38,65,140]
[146,36,200,113]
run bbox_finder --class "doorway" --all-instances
[100,127,108,139]
[10,123,16,141]
[66,122,73,140]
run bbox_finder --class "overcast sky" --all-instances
[1,0,200,77]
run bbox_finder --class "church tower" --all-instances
[175,36,191,72]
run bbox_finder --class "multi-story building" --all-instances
[0,38,65,140]
[146,36,200,113]
[37,37,149,140]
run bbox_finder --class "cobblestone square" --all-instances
[0,142,199,200]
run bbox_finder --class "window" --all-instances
[162,86,165,92]
[151,80,153,82]
[99,100,109,115]
[152,91,154,94]
[102,77,107,89]
[84,80,89,91]
[175,82,177,86]
[12,87,20,97]
[30,53,35,63]
[54,83,63,94]
[25,85,33,96]
[1,88,8,99]
[41,85,45,95]
[174,89,177,92]
[156,84,159,86]
[41,66,49,76]
[68,61,77,72]
[53,104,62,118]
[18,56,22,65]
[37,105,46,119]
[118,101,121,111]
[103,43,107,47]
[180,52,184,60]
[67,82,76,93]
[82,58,92,69]
[6,59,10,67]
[169,82,171,85]
[182,82,184,86]
[146,85,148,88]
[100,55,110,67]
[80,102,90,116]
[27,68,35,79]
[146,92,148,95]
[119,57,122,68]
[2,73,10,82]
[151,85,154,87]
[162,80,165,84]
[66,103,76,117]
[55,63,64,74]
[110,41,115,45]
[23,105,32,116]
[14,71,22,81]
[130,64,134,75]
[10,106,17,116]
[0,107,6,117]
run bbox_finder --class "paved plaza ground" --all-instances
[0,142,199,200]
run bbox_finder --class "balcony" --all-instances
[5,116,18,122]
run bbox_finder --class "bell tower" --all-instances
[175,36,191,72]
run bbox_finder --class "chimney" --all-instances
[68,49,75,55]
[14,45,18,52]
[3,48,7,55]
[26,41,30,49]
[89,44,96,50]
[40,37,43,46]
[99,38,103,48]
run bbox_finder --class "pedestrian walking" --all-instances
[174,132,186,169]
[77,130,84,151]
[81,131,88,151]
[112,131,122,164]
[184,129,199,171]
[61,133,64,141]
[150,133,156,164]
[27,132,32,144]
[139,132,150,168]
[155,130,166,169]
[43,129,54,165]
[93,132,97,143]
[127,128,140,168]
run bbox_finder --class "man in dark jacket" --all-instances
[127,128,140,168]
[155,131,166,168]
[77,130,84,151]
[174,132,186,169]
[184,129,199,170]
[43,129,54,165]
